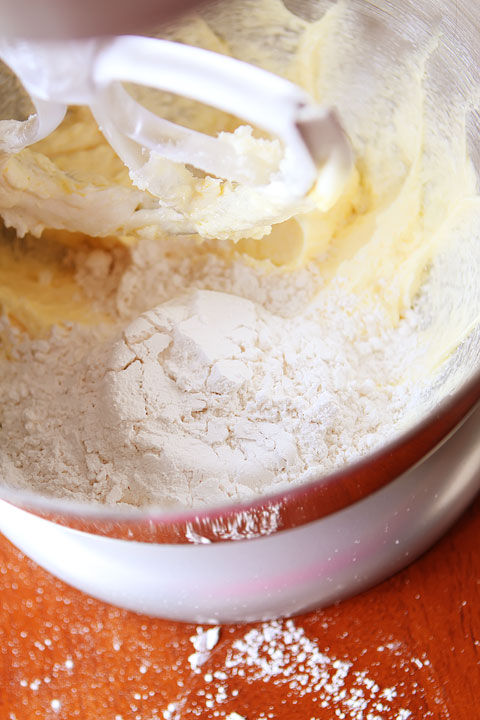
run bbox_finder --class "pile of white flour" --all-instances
[0,235,422,509]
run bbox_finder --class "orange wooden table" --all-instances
[0,493,479,720]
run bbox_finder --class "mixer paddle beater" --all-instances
[0,34,353,226]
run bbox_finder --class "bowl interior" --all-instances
[1,0,480,533]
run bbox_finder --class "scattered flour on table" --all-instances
[188,626,221,673]
[0,235,423,509]
[162,618,427,720]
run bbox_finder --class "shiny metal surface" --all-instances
[0,0,208,39]
[0,0,480,620]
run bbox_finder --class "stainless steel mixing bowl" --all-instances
[0,0,479,622]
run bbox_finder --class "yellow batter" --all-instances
[0,0,477,357]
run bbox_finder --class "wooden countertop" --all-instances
[0,494,479,720]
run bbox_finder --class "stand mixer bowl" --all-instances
[0,0,480,622]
